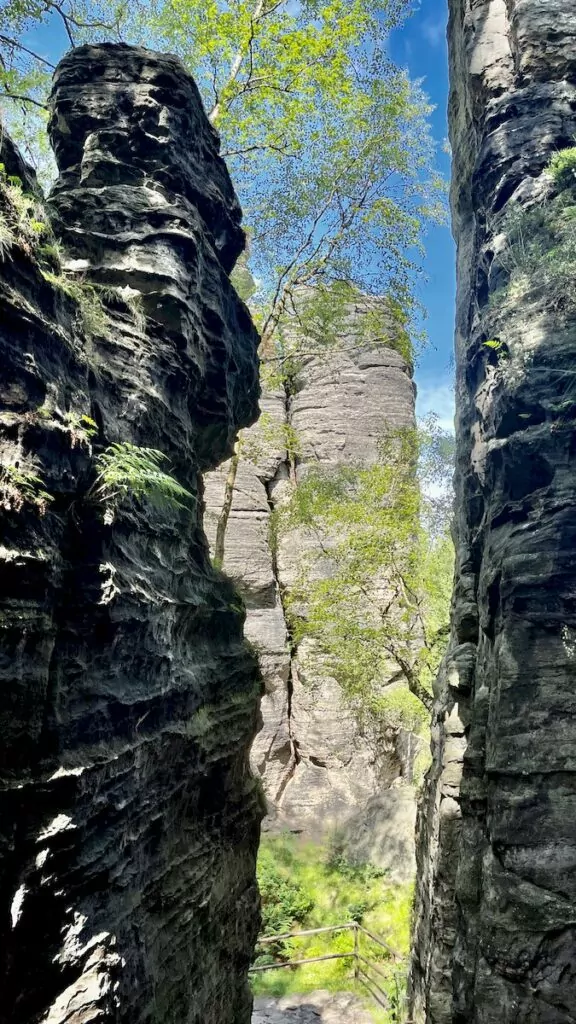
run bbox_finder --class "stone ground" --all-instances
[252,990,376,1023]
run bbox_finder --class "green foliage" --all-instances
[371,687,431,733]
[0,0,442,360]
[257,842,315,963]
[0,160,49,254]
[259,283,417,390]
[0,463,52,514]
[63,411,98,448]
[41,270,112,338]
[253,834,411,1021]
[91,442,195,521]
[240,411,301,467]
[489,195,576,317]
[38,239,64,268]
[548,146,576,191]
[280,423,454,719]
[0,213,15,258]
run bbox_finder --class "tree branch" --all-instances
[0,89,48,110]
[0,35,55,68]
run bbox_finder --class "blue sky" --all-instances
[22,0,455,429]
[391,0,455,431]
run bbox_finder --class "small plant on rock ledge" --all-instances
[89,442,196,524]
[548,146,576,192]
[0,163,48,259]
[41,271,112,339]
[0,464,52,515]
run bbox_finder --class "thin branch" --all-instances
[0,89,48,110]
[0,35,55,68]
[222,142,298,159]
[49,3,75,45]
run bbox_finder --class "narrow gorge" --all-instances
[2,3,576,1023]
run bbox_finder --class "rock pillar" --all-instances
[0,43,261,1024]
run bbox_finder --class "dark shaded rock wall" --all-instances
[0,43,261,1024]
[410,3,576,1022]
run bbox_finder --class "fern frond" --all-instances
[92,442,195,514]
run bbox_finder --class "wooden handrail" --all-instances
[356,923,398,957]
[250,920,409,1018]
[250,951,354,972]
[357,967,389,1011]
[356,951,390,983]
[257,922,356,945]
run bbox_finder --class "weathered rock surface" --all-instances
[410,3,576,1021]
[205,341,420,875]
[0,43,261,1024]
[252,990,375,1023]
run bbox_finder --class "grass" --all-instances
[252,834,413,1022]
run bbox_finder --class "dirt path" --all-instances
[252,990,376,1023]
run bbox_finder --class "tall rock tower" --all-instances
[411,2,576,1021]
[0,44,261,1024]
[205,317,420,880]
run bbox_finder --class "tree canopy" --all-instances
[0,0,443,355]
[279,419,454,721]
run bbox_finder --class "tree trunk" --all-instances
[213,438,241,569]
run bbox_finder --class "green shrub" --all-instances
[253,834,413,1019]
[0,163,50,255]
[489,195,576,318]
[41,271,112,339]
[257,844,314,949]
[371,687,431,733]
[0,216,15,259]
[548,147,576,191]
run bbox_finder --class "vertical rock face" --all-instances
[411,3,576,1022]
[0,43,261,1024]
[205,339,420,879]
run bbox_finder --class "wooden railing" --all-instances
[250,921,413,1020]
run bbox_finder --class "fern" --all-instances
[91,442,195,519]
[0,465,53,515]
[0,215,15,260]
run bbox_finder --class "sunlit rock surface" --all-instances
[253,991,374,1023]
[410,3,576,1021]
[0,43,261,1024]
[205,341,420,880]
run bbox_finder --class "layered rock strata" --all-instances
[410,3,576,1021]
[0,43,261,1024]
[205,340,420,879]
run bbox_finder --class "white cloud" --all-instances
[416,378,455,434]
[421,17,446,49]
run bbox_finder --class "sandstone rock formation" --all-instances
[205,337,420,880]
[410,2,576,1021]
[0,43,261,1024]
